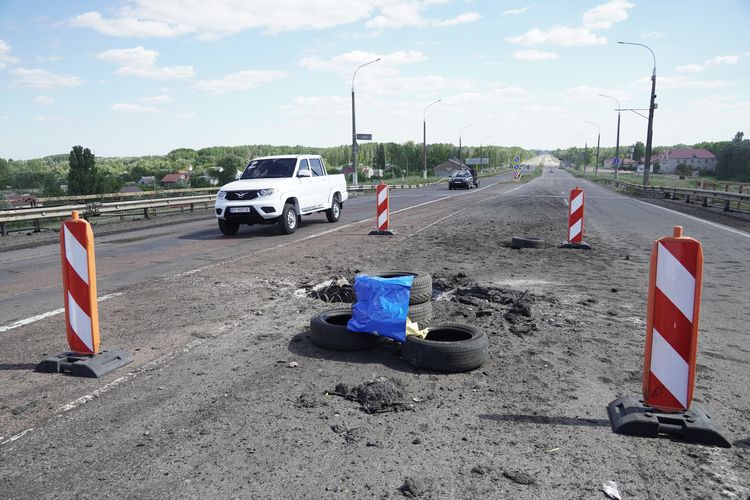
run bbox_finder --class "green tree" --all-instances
[67,146,98,195]
[374,144,386,170]
[632,141,645,163]
[0,158,10,189]
[215,155,244,185]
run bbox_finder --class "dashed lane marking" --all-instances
[0,292,122,333]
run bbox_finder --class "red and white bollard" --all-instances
[606,226,729,447]
[560,186,590,249]
[60,210,100,355]
[369,182,394,235]
[35,211,133,377]
[642,225,703,412]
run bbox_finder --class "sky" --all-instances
[0,0,748,160]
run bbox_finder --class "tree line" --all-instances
[0,142,530,196]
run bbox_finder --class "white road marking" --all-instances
[631,197,750,239]
[0,292,122,333]
[0,428,34,446]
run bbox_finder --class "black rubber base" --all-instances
[35,349,133,378]
[559,241,592,250]
[368,230,395,235]
[607,395,731,448]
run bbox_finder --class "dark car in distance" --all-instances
[448,170,474,190]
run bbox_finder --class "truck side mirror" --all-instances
[297,169,312,178]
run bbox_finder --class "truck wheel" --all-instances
[218,219,239,236]
[279,203,298,234]
[402,324,488,372]
[326,194,341,223]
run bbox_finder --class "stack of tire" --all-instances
[309,270,489,373]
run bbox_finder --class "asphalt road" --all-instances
[0,170,518,328]
[1,166,748,499]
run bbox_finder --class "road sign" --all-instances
[356,133,372,140]
[513,170,521,179]
[466,158,489,165]
[513,164,520,170]
[513,156,521,163]
[613,157,620,165]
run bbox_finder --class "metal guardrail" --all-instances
[0,195,215,236]
[611,180,750,212]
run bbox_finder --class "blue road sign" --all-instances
[513,156,521,163]
[613,157,620,165]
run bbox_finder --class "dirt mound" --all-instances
[329,376,412,413]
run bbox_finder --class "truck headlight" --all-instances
[217,191,227,199]
[258,188,277,197]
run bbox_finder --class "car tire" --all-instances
[326,194,341,223]
[510,236,545,249]
[310,308,383,351]
[355,270,432,305]
[218,218,239,236]
[402,324,488,372]
[279,203,298,234]
[408,300,433,326]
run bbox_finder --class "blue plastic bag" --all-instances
[347,274,414,342]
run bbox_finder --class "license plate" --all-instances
[229,207,251,213]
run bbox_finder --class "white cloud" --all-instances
[0,39,20,68]
[434,13,481,28]
[513,49,558,61]
[503,7,531,16]
[676,64,705,73]
[282,96,350,117]
[641,32,665,39]
[111,103,159,113]
[582,0,634,30]
[193,70,288,95]
[71,11,195,38]
[176,111,196,120]
[72,1,478,39]
[300,50,426,72]
[10,68,83,89]
[97,46,194,80]
[142,94,173,103]
[507,26,606,46]
[35,95,55,104]
[705,55,739,66]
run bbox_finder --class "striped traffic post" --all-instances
[642,225,702,412]
[369,182,394,235]
[559,186,590,249]
[35,211,133,377]
[61,210,100,355]
[606,226,729,447]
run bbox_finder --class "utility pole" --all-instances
[351,58,380,186]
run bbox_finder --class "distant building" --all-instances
[161,172,190,188]
[659,148,717,174]
[434,159,466,177]
[119,184,142,194]
[137,176,157,186]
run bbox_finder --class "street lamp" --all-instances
[599,93,622,180]
[459,123,473,167]
[423,98,441,180]
[576,133,587,173]
[585,120,600,176]
[619,41,656,186]
[351,57,381,186]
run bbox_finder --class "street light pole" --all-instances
[619,41,656,186]
[459,123,473,167]
[599,94,621,180]
[585,120,600,176]
[423,98,441,180]
[351,57,381,187]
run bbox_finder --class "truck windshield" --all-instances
[240,158,297,179]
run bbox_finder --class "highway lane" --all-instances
[0,170,518,327]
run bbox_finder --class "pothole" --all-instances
[295,276,355,303]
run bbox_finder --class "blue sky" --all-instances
[1,0,748,159]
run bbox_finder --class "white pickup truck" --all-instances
[214,154,348,235]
